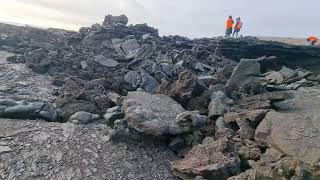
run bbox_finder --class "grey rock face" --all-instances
[140,70,159,93]
[121,39,140,55]
[208,91,234,117]
[226,59,261,94]
[255,86,320,165]
[279,66,297,80]
[121,91,207,137]
[94,55,119,67]
[124,71,141,89]
[126,43,155,59]
[69,111,100,124]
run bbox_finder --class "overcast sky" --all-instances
[0,0,319,38]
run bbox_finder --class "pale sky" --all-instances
[0,0,319,38]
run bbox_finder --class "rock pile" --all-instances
[1,14,320,179]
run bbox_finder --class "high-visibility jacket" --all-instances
[235,21,242,30]
[227,18,234,29]
[308,36,318,42]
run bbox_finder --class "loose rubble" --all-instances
[0,14,320,179]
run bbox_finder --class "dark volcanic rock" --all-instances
[56,98,99,121]
[94,55,119,67]
[226,59,261,95]
[208,91,234,118]
[103,14,129,26]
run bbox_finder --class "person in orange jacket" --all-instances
[307,36,318,46]
[232,17,243,37]
[225,16,234,37]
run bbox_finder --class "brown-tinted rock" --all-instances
[171,137,240,180]
[237,91,294,104]
[255,86,320,165]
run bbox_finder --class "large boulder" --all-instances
[255,86,320,165]
[122,91,207,136]
[226,59,261,94]
[171,137,240,180]
[103,14,128,26]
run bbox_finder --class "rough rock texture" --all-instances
[255,86,320,165]
[0,51,62,122]
[171,137,240,180]
[224,109,269,139]
[103,14,128,26]
[226,59,261,94]
[0,119,178,179]
[69,111,100,124]
[122,91,207,136]
[208,91,234,117]
[94,55,119,67]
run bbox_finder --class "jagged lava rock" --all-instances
[171,137,240,180]
[226,59,261,94]
[103,14,128,26]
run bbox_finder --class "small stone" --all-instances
[279,66,297,80]
[69,111,100,124]
[0,146,12,154]
[94,55,119,67]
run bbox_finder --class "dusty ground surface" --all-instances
[0,120,177,180]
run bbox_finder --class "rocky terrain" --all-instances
[1,14,320,180]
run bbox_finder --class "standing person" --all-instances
[233,17,243,37]
[307,36,318,46]
[225,16,234,37]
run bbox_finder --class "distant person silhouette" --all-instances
[225,16,234,37]
[307,36,318,46]
[232,17,243,37]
